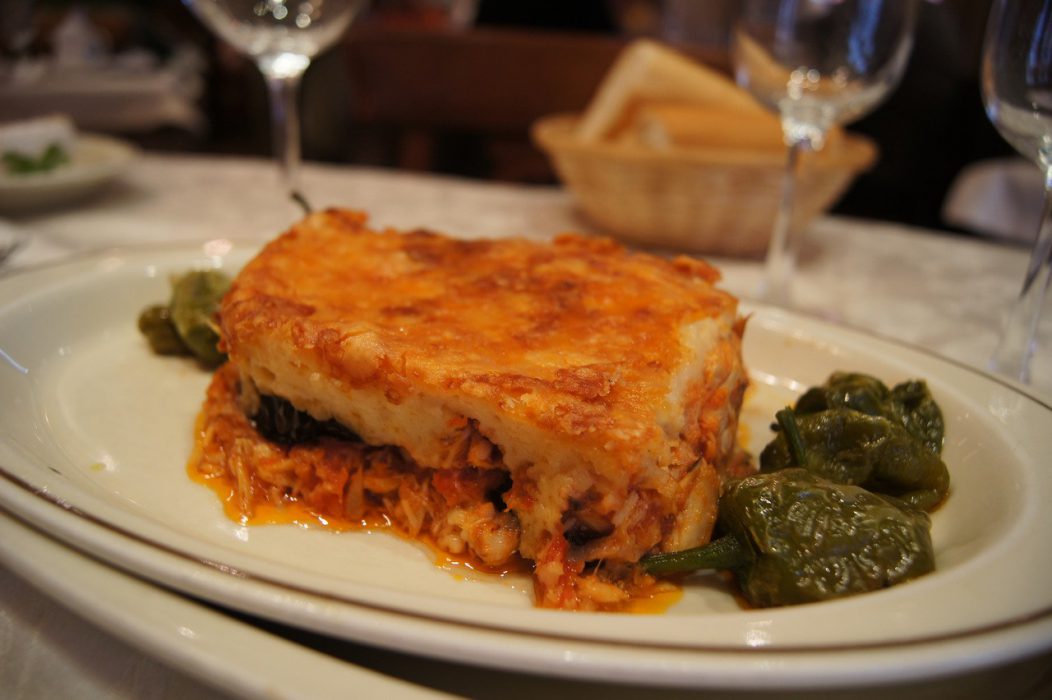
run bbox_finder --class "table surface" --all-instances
[1,153,1050,699]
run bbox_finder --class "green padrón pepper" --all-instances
[137,270,231,367]
[137,304,190,356]
[761,407,950,511]
[793,372,944,454]
[641,469,935,607]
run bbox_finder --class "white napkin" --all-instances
[0,219,74,271]
[942,158,1044,244]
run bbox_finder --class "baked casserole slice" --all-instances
[194,209,748,610]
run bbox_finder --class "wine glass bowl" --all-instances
[183,0,369,211]
[189,0,359,68]
[982,1,1052,169]
[732,0,918,305]
[982,0,1052,385]
[735,29,913,146]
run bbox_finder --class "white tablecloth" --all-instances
[1,153,1050,699]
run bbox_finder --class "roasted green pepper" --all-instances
[761,407,950,511]
[168,270,230,366]
[138,270,231,367]
[136,304,190,356]
[794,372,944,454]
[641,468,935,607]
[888,379,946,456]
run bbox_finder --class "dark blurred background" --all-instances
[0,0,1017,234]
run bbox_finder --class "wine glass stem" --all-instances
[759,138,807,305]
[989,168,1052,384]
[264,72,311,213]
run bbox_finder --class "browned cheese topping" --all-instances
[194,209,748,610]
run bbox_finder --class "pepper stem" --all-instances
[640,534,752,575]
[776,407,808,466]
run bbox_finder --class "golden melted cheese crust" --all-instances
[214,209,748,609]
[222,210,738,466]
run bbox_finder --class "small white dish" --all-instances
[0,133,136,213]
[0,242,1050,690]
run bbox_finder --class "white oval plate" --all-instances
[0,134,136,212]
[0,242,1050,687]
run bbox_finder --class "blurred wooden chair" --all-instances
[343,25,727,182]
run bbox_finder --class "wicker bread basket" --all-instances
[533,113,877,257]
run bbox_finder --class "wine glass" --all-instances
[982,0,1052,386]
[182,0,369,212]
[732,0,918,306]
